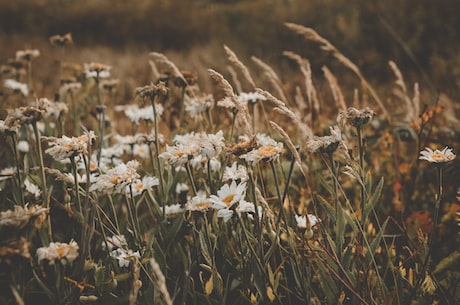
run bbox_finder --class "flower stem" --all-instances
[356,126,366,230]
[33,122,51,238]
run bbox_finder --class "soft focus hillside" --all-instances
[1,0,460,97]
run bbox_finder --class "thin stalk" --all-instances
[206,106,214,132]
[11,134,25,205]
[178,86,186,130]
[70,156,82,216]
[230,110,237,141]
[328,152,341,258]
[207,159,215,195]
[32,122,51,238]
[356,126,366,231]
[150,96,165,201]
[96,105,106,167]
[185,161,198,197]
[270,160,289,227]
[128,186,143,246]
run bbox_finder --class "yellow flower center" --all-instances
[195,201,210,209]
[258,146,278,157]
[431,153,445,161]
[56,246,66,258]
[222,194,235,207]
[110,175,119,184]
[134,183,145,192]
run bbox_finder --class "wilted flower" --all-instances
[0,204,48,228]
[24,178,42,199]
[36,240,79,265]
[129,175,159,196]
[306,126,343,154]
[184,94,213,119]
[3,79,29,96]
[419,146,456,164]
[45,131,96,161]
[59,81,81,96]
[186,191,212,212]
[239,134,283,163]
[16,49,40,62]
[115,104,163,125]
[222,162,248,182]
[49,33,73,46]
[110,248,140,268]
[90,160,140,194]
[4,105,43,126]
[338,107,375,128]
[164,203,185,217]
[0,237,31,263]
[0,167,16,181]
[136,82,168,100]
[100,78,119,92]
[104,235,127,251]
[295,214,321,229]
[160,131,225,167]
[84,62,111,79]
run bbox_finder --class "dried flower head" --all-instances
[338,107,375,128]
[100,78,119,92]
[16,49,40,62]
[36,240,79,265]
[84,62,111,79]
[0,237,31,264]
[89,160,141,194]
[239,134,283,163]
[3,79,29,96]
[4,105,43,126]
[45,130,96,161]
[49,33,73,46]
[0,204,48,228]
[306,126,343,154]
[136,82,168,100]
[419,146,456,164]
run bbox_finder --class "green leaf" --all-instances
[363,177,384,223]
[433,251,460,276]
[365,218,388,265]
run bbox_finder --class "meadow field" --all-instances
[0,0,459,304]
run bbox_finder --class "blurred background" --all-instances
[1,0,460,99]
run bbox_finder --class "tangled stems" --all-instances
[150,95,165,202]
[70,156,82,216]
[10,133,25,205]
[412,165,444,297]
[32,121,51,238]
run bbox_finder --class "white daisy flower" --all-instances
[90,160,140,195]
[45,131,96,161]
[104,235,127,251]
[295,214,321,229]
[25,178,42,199]
[223,162,248,182]
[129,175,159,196]
[0,167,16,181]
[110,248,140,268]
[210,181,247,210]
[36,240,79,265]
[419,146,456,164]
[4,79,29,96]
[165,203,185,217]
[186,191,212,212]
